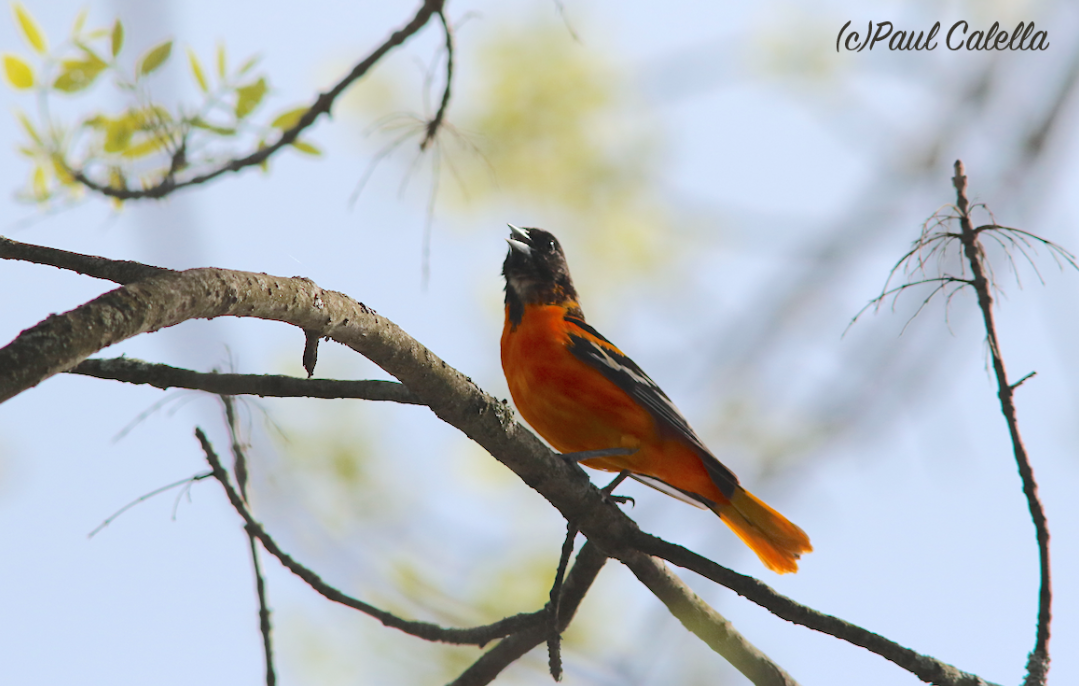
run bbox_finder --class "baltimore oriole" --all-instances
[500,225,812,573]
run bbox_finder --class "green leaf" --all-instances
[236,54,259,76]
[3,54,34,89]
[104,119,133,153]
[32,164,49,200]
[291,140,322,156]
[190,117,236,136]
[14,4,47,54]
[16,110,42,144]
[139,104,172,126]
[257,140,269,172]
[72,8,89,36]
[111,20,124,58]
[137,40,173,77]
[51,155,75,186]
[234,77,266,119]
[53,58,107,92]
[187,48,208,92]
[129,105,172,130]
[216,42,226,78]
[122,134,170,159]
[270,106,308,130]
[77,44,108,68]
[108,166,126,191]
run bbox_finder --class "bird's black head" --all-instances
[502,225,580,326]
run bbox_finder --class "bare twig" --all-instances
[221,395,250,500]
[111,392,197,443]
[848,276,972,330]
[88,472,213,538]
[219,396,276,686]
[247,528,276,686]
[550,0,581,43]
[952,161,1052,686]
[546,470,632,680]
[1011,371,1037,390]
[448,542,608,686]
[547,522,578,680]
[348,119,426,207]
[420,9,454,151]
[68,357,422,404]
[69,0,446,200]
[195,428,546,646]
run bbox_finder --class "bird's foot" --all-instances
[600,470,634,507]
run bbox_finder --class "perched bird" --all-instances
[500,225,812,573]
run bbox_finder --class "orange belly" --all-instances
[501,304,725,504]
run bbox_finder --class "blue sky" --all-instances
[2,1,1078,685]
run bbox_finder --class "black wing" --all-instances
[564,314,738,499]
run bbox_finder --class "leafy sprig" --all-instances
[3,3,318,207]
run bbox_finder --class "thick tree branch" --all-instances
[0,247,996,686]
[952,161,1051,686]
[68,357,422,404]
[69,0,445,200]
[622,550,799,686]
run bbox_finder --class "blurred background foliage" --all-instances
[4,2,320,205]
[2,1,1078,685]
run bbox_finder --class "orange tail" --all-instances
[712,487,812,574]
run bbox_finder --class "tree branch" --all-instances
[633,534,999,686]
[68,357,422,404]
[0,234,168,284]
[420,9,454,151]
[69,0,446,200]
[247,527,276,686]
[195,428,543,646]
[219,392,275,686]
[952,161,1052,686]
[546,522,578,680]
[0,245,997,685]
[622,550,800,686]
[448,542,608,686]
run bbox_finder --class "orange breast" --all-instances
[501,304,724,503]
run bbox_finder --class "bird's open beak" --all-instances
[506,224,532,255]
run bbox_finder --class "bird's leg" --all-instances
[601,470,634,506]
[560,448,637,505]
[559,447,635,463]
[601,470,630,494]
